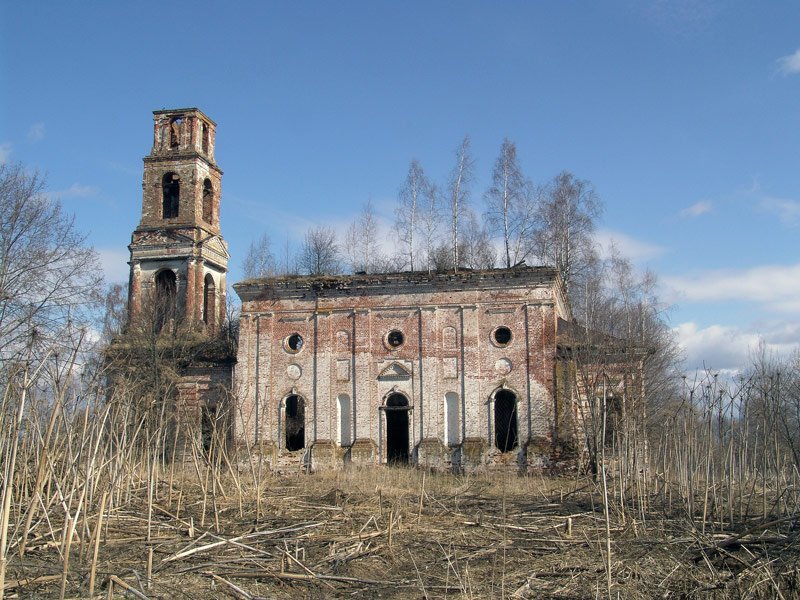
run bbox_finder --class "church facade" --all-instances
[234,269,572,472]
[126,108,587,472]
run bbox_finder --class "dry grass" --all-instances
[5,467,800,599]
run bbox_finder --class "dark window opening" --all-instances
[202,178,213,224]
[387,330,405,348]
[155,269,177,332]
[203,273,215,326]
[169,117,183,148]
[202,122,210,154]
[162,173,180,219]
[285,394,305,451]
[493,326,512,346]
[494,389,518,452]
[286,333,303,353]
[386,393,410,464]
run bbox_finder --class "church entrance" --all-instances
[284,394,305,452]
[494,389,518,452]
[385,393,410,464]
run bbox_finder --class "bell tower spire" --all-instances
[128,107,229,331]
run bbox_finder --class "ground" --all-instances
[6,469,800,599]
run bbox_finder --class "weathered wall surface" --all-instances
[234,268,570,473]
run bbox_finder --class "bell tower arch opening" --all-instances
[162,172,180,219]
[154,269,177,331]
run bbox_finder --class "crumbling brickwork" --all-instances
[234,269,572,473]
[129,108,228,331]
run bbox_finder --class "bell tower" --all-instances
[128,107,229,331]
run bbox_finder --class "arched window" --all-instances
[494,389,518,452]
[162,173,180,219]
[201,122,210,154]
[169,117,182,148]
[202,178,213,224]
[203,273,216,326]
[444,392,460,447]
[284,394,305,451]
[154,269,177,331]
[337,394,352,447]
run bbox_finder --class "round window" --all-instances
[285,333,304,353]
[386,330,405,349]
[492,326,512,346]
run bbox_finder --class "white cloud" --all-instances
[26,122,45,142]
[0,143,11,164]
[594,229,666,263]
[97,248,129,283]
[759,196,800,226]
[674,321,798,372]
[47,183,99,200]
[663,263,800,313]
[678,200,712,218]
[777,48,800,76]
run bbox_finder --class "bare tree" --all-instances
[343,200,386,274]
[533,171,601,296]
[395,160,431,272]
[417,182,441,273]
[460,210,497,270]
[299,225,339,276]
[0,163,101,365]
[484,138,530,268]
[241,233,276,279]
[447,136,474,272]
[101,283,128,343]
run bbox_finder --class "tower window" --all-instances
[203,273,216,326]
[202,179,213,224]
[154,269,177,331]
[169,117,182,148]
[162,173,180,219]
[202,122,210,154]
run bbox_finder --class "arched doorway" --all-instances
[494,389,518,452]
[154,269,177,331]
[284,394,305,452]
[385,393,409,464]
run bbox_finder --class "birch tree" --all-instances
[241,232,276,279]
[446,136,473,272]
[395,160,430,272]
[533,171,601,295]
[484,138,529,268]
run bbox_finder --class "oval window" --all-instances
[285,333,304,353]
[492,326,512,346]
[386,330,405,349]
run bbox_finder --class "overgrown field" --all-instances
[5,467,800,599]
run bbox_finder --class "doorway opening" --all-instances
[494,389,518,452]
[285,394,305,451]
[385,393,409,464]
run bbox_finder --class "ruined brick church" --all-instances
[127,108,589,473]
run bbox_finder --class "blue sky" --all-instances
[2,1,799,372]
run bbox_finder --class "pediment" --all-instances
[203,235,230,259]
[377,361,412,381]
[133,229,193,247]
